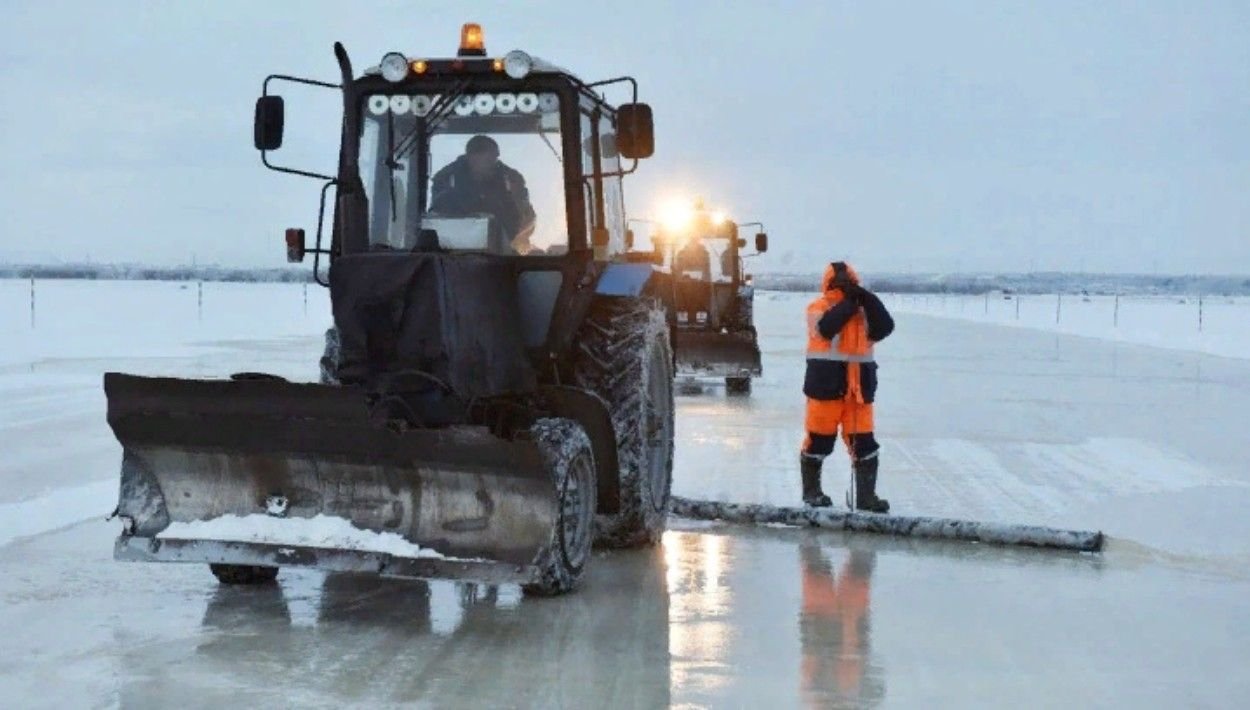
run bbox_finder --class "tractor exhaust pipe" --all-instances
[670,496,1103,553]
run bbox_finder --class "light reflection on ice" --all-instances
[664,531,735,695]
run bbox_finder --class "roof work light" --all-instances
[503,50,533,79]
[380,52,409,82]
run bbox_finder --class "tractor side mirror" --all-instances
[285,227,306,263]
[615,103,654,159]
[254,96,285,151]
[755,232,769,253]
[625,228,635,250]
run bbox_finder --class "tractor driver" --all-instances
[672,238,712,323]
[674,238,712,279]
[430,135,537,252]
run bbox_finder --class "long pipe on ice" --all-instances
[670,496,1103,553]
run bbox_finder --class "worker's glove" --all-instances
[839,283,867,304]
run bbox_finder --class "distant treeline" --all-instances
[3,263,1249,296]
[0,263,311,283]
[755,272,1250,296]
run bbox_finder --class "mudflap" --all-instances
[674,329,763,379]
[105,373,557,580]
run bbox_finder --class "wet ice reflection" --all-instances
[5,515,1243,708]
[799,542,884,708]
[665,531,735,697]
[145,544,674,708]
[664,528,888,708]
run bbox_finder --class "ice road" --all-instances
[1,281,1248,708]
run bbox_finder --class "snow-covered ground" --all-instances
[0,278,331,366]
[0,279,332,524]
[883,291,1250,360]
[1,279,1248,707]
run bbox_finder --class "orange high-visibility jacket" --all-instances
[803,263,894,402]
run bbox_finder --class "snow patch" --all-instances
[158,514,444,559]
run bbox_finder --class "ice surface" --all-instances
[1,279,1249,707]
[159,514,444,559]
[0,479,115,547]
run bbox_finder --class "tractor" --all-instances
[106,24,674,595]
[650,200,767,394]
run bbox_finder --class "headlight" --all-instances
[660,200,694,233]
[380,52,409,83]
[503,50,533,79]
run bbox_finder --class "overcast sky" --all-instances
[1,0,1246,274]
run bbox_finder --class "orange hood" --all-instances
[822,262,861,297]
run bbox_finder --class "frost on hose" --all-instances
[159,514,446,559]
[670,496,1104,552]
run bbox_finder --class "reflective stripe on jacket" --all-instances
[806,309,876,363]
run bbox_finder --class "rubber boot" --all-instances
[801,456,833,508]
[853,456,890,513]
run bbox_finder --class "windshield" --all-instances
[670,235,737,283]
[357,90,568,255]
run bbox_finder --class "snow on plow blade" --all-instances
[674,330,763,378]
[104,373,558,583]
[670,496,1103,552]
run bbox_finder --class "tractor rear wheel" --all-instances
[573,298,674,548]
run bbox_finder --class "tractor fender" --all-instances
[538,385,621,515]
[589,262,677,371]
[594,262,669,299]
[593,264,674,332]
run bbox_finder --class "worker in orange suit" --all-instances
[801,262,894,510]
[800,542,882,707]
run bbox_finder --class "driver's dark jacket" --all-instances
[429,156,536,241]
[674,242,711,277]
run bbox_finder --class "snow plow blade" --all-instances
[673,330,763,378]
[105,373,558,581]
[670,496,1103,552]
